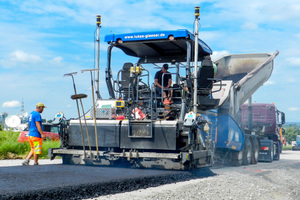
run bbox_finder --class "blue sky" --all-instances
[0,0,300,122]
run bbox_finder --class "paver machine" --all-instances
[50,7,279,169]
[50,8,220,170]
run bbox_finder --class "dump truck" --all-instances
[239,103,285,162]
[292,135,300,151]
[49,9,279,169]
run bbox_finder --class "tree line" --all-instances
[283,124,300,144]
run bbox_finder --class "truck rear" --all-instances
[240,103,285,162]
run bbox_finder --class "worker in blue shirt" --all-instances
[22,103,46,166]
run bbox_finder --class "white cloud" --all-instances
[212,51,230,60]
[8,0,195,30]
[2,101,21,108]
[241,22,258,30]
[1,50,43,68]
[264,81,276,86]
[286,57,300,66]
[213,1,300,27]
[10,50,42,63]
[199,31,221,42]
[288,107,299,111]
[287,78,298,83]
[51,56,63,63]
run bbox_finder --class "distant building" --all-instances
[0,112,8,129]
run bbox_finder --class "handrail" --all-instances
[161,72,181,102]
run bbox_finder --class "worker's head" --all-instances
[204,55,212,60]
[162,64,169,72]
[36,102,46,113]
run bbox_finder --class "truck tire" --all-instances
[242,136,252,165]
[251,136,260,164]
[273,142,280,160]
[279,141,282,153]
[269,142,274,162]
[231,150,243,166]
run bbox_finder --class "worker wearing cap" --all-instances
[22,103,46,166]
[154,64,172,100]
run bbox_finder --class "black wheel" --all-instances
[62,155,82,165]
[275,149,280,160]
[242,136,252,165]
[231,150,243,166]
[269,142,274,162]
[273,142,280,161]
[251,136,260,164]
[279,141,282,153]
[62,155,72,165]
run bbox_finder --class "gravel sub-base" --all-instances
[88,151,300,200]
[97,168,299,200]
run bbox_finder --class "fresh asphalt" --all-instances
[0,159,215,200]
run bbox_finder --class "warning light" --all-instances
[96,15,101,27]
[168,35,175,40]
[195,6,200,18]
[117,39,123,44]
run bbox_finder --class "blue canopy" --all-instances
[105,29,212,63]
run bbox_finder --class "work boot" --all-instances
[22,159,30,166]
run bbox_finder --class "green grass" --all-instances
[0,131,61,159]
[283,145,293,150]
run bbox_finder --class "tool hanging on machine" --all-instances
[63,72,93,159]
[82,68,100,161]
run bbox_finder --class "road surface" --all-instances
[0,151,299,200]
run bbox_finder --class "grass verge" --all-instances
[0,130,61,159]
[283,145,293,150]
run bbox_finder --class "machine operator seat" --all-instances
[197,59,220,110]
[197,59,215,95]
[119,62,133,100]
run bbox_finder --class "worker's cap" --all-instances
[36,102,47,108]
[162,64,169,70]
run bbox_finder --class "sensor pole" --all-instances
[95,15,102,99]
[193,6,200,113]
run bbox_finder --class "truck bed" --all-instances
[212,51,279,115]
